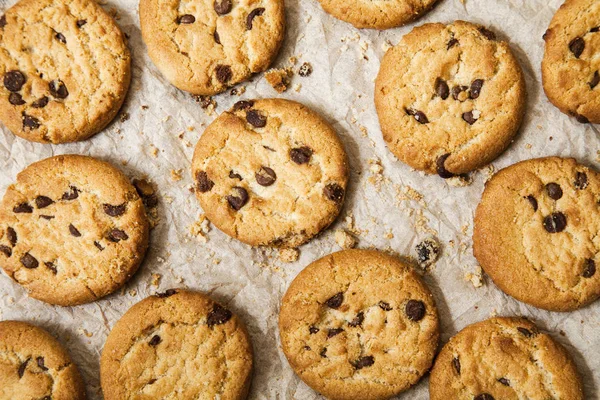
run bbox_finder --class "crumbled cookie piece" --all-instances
[415,237,440,268]
[279,248,299,263]
[150,273,161,287]
[464,265,484,288]
[298,62,313,77]
[170,169,183,181]
[446,174,473,187]
[335,229,357,249]
[264,68,293,93]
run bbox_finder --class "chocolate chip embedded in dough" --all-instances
[526,195,538,211]
[107,229,128,242]
[103,203,126,217]
[4,70,25,92]
[470,79,484,99]
[352,355,375,369]
[462,111,478,125]
[574,172,588,189]
[517,327,533,337]
[17,358,30,378]
[178,14,195,24]
[62,186,79,200]
[452,357,461,375]
[435,78,449,100]
[474,394,495,400]
[290,147,313,164]
[149,335,161,346]
[233,100,254,111]
[49,80,68,99]
[207,303,232,327]
[0,245,12,257]
[378,301,392,311]
[447,38,459,49]
[246,8,265,30]
[309,326,319,334]
[405,108,429,124]
[498,377,510,386]
[436,153,455,179]
[69,224,81,237]
[545,182,563,200]
[327,328,343,338]
[23,113,40,130]
[323,183,344,203]
[35,196,54,209]
[214,0,232,15]
[325,292,343,309]
[226,187,249,211]
[9,93,25,105]
[13,203,33,213]
[543,212,567,233]
[348,312,364,327]
[215,65,232,83]
[55,32,66,44]
[583,258,596,278]
[156,289,177,298]
[76,20,87,28]
[196,171,214,193]
[20,253,38,269]
[569,37,585,58]
[405,299,426,321]
[246,109,267,127]
[36,356,48,371]
[478,27,496,40]
[32,96,49,108]
[7,227,16,247]
[590,71,600,89]
[255,166,276,186]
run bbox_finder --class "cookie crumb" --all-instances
[193,95,217,114]
[464,265,484,288]
[265,68,293,93]
[415,237,440,268]
[189,214,211,242]
[151,273,161,287]
[279,248,299,263]
[119,112,130,122]
[149,145,159,158]
[447,174,473,187]
[230,86,246,96]
[298,62,313,77]
[335,229,357,249]
[128,289,137,297]
[294,83,302,92]
[141,105,149,110]
[170,169,183,181]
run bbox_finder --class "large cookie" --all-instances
[0,155,149,306]
[0,0,131,143]
[139,0,285,95]
[317,0,438,30]
[279,250,439,400]
[192,98,348,248]
[542,0,600,123]
[100,289,253,400]
[473,157,600,311]
[0,320,86,400]
[375,21,526,178]
[430,317,584,400]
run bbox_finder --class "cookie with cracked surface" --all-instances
[139,0,285,95]
[192,98,348,248]
[0,0,131,143]
[430,317,583,400]
[375,21,526,178]
[0,320,86,400]
[279,249,439,400]
[100,289,253,400]
[473,157,600,311]
[317,0,438,29]
[0,155,149,306]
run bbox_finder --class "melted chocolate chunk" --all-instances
[233,100,254,111]
[0,15,6,28]
[7,227,16,247]
[107,229,128,242]
[4,70,25,92]
[246,109,267,127]
[405,299,426,321]
[545,182,563,200]
[178,14,195,24]
[325,292,343,309]
[0,245,12,257]
[352,355,374,369]
[246,8,265,30]
[436,153,455,179]
[327,328,343,338]
[290,147,313,164]
[149,335,161,346]
[9,92,25,105]
[255,166,276,186]
[31,96,49,109]
[196,171,214,193]
[13,203,32,213]
[22,114,40,130]
[583,258,596,278]
[207,303,232,327]
[226,187,249,210]
[543,212,567,233]
[435,78,449,100]
[569,37,585,58]
[62,186,79,200]
[69,224,81,237]
[35,196,54,209]
[215,64,232,83]
[323,183,344,203]
[20,253,38,269]
[103,203,126,217]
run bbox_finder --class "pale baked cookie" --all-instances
[0,155,149,306]
[473,157,600,311]
[542,0,600,123]
[430,317,584,400]
[101,289,253,400]
[375,21,526,178]
[0,320,86,400]
[139,0,285,95]
[0,0,131,143]
[317,0,438,30]
[192,98,348,248]
[279,250,439,400]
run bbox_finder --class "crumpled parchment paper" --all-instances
[0,0,599,398]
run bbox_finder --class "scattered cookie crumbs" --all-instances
[279,248,300,263]
[358,125,368,137]
[265,67,293,93]
[78,328,93,338]
[189,214,211,242]
[133,178,159,227]
[149,145,159,158]
[415,237,440,268]
[335,229,358,249]
[128,289,137,297]
[524,143,532,149]
[170,169,183,181]
[461,224,469,235]
[447,174,473,187]
[193,95,217,114]
[141,105,149,110]
[163,195,174,204]
[288,56,298,65]
[119,112,130,122]
[151,273,162,287]
[230,86,246,96]
[384,231,394,239]
[464,265,484,288]
[298,62,313,77]
[482,165,495,181]
[294,83,302,92]
[404,186,423,202]
[489,308,498,317]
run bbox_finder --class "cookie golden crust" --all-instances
[0,321,86,400]
[279,250,439,400]
[473,157,600,311]
[375,21,526,177]
[100,290,253,400]
[192,98,348,248]
[139,0,285,95]
[430,317,584,400]
[317,0,438,30]
[542,0,600,124]
[0,0,131,143]
[0,155,149,306]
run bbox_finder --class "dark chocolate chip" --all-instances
[572,112,590,124]
[178,14,195,24]
[21,253,38,269]
[405,299,426,321]
[18,358,30,378]
[462,111,478,125]
[592,26,600,33]
[76,19,87,28]
[290,147,313,164]
[94,241,104,251]
[517,327,533,337]
[36,356,48,371]
[447,38,459,49]
[9,92,25,105]
[233,100,254,110]
[149,335,161,346]
[196,171,214,193]
[55,32,66,44]
[214,30,221,44]
[526,195,538,211]
[4,70,25,92]
[255,166,276,186]
[246,8,265,30]
[575,172,588,190]
[49,80,68,99]
[543,212,567,233]
[478,27,496,40]
[474,394,495,400]
[214,0,232,15]
[7,227,16,247]
[498,377,510,386]
[378,301,392,311]
[69,224,81,237]
[13,203,33,213]
[246,109,267,127]
[325,292,343,309]
[103,203,126,217]
[298,62,313,77]
[453,357,461,375]
[0,245,12,257]
[320,348,327,358]
[62,186,79,200]
[107,229,128,242]
[35,196,54,209]
[590,71,600,89]
[229,170,243,180]
[207,303,232,327]
[435,78,449,100]
[22,113,40,130]
[348,312,364,327]
[143,194,158,208]
[451,85,468,101]
[32,96,49,108]
[309,326,319,334]
[352,355,374,369]
[470,79,484,99]
[327,328,343,338]
[436,153,455,179]
[569,37,585,58]
[226,187,249,210]
[546,182,563,200]
[45,262,57,274]
[323,183,344,203]
[405,107,429,124]
[215,64,232,83]
[583,258,596,278]
[40,215,54,220]
[156,289,177,298]
[0,15,6,28]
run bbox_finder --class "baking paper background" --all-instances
[0,0,599,398]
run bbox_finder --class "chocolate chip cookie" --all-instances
[430,317,584,400]
[542,0,600,123]
[473,157,600,311]
[192,98,348,248]
[279,250,439,400]
[0,320,86,400]
[100,289,253,400]
[0,0,131,143]
[375,21,526,178]
[0,155,149,306]
[139,0,285,95]
[316,0,438,29]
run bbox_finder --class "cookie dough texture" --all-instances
[192,98,348,248]
[430,317,583,400]
[375,21,526,177]
[473,157,600,311]
[0,320,86,400]
[101,289,253,400]
[317,0,438,29]
[279,250,439,400]
[0,155,149,306]
[139,0,285,95]
[542,0,600,123]
[0,0,130,143]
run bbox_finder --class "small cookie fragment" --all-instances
[279,248,299,263]
[264,68,293,93]
[334,229,357,249]
[415,237,440,268]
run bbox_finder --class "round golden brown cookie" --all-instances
[192,98,348,248]
[473,157,600,311]
[0,155,149,306]
[100,289,253,400]
[317,0,438,30]
[139,0,285,95]
[0,0,131,144]
[375,21,526,178]
[542,0,600,124]
[0,320,86,400]
[430,317,584,400]
[279,250,439,400]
